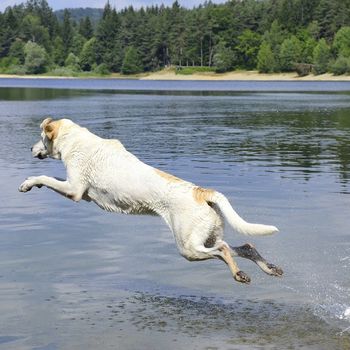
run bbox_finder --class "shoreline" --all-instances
[0,70,350,81]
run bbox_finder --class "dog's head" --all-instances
[31,117,67,160]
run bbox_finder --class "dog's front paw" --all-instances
[18,177,40,192]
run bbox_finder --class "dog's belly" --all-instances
[86,187,159,215]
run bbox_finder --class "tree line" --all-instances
[1,0,350,76]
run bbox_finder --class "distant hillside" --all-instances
[55,7,103,24]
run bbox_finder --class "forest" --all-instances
[1,0,350,76]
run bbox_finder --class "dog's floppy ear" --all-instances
[40,117,53,129]
[41,117,59,141]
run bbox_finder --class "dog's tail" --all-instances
[207,190,279,236]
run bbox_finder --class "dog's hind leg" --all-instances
[196,242,251,284]
[219,244,251,284]
[230,243,283,277]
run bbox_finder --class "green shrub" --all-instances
[49,67,76,76]
[330,56,350,75]
[94,63,110,75]
[5,65,27,75]
[0,57,20,70]
[64,52,80,71]
[176,66,215,75]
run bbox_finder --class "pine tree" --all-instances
[52,36,65,65]
[313,38,331,74]
[333,26,350,58]
[168,1,186,66]
[21,14,51,51]
[279,36,302,71]
[257,41,275,72]
[151,5,170,68]
[61,9,73,59]
[121,46,142,74]
[79,37,97,71]
[262,20,286,71]
[79,17,94,39]
[95,2,121,72]
[315,0,338,41]
[1,8,19,57]
[9,39,25,64]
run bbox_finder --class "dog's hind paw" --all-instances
[266,263,283,277]
[234,270,251,284]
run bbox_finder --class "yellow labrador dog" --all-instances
[19,118,283,284]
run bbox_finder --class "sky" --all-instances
[0,0,225,12]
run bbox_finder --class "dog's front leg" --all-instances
[19,176,84,202]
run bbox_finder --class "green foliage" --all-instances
[236,30,261,69]
[71,34,86,57]
[65,52,80,71]
[55,8,103,25]
[5,64,27,75]
[52,36,65,66]
[279,36,302,71]
[257,42,275,73]
[1,0,350,76]
[94,63,110,75]
[94,3,120,72]
[330,56,350,75]
[79,37,97,71]
[262,20,286,71]
[213,41,234,73]
[313,38,331,74]
[301,38,317,64]
[333,27,350,57]
[176,66,215,75]
[0,56,20,73]
[24,41,47,74]
[9,39,25,64]
[49,66,77,76]
[121,46,142,74]
[21,14,51,51]
[61,9,73,59]
[79,17,94,39]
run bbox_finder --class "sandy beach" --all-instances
[1,69,350,81]
[140,69,350,81]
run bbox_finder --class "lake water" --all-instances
[0,78,349,349]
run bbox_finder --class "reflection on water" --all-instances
[0,87,88,100]
[0,83,349,349]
